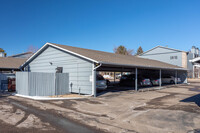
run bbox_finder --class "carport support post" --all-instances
[159,69,162,87]
[114,72,115,84]
[175,71,177,85]
[193,65,195,78]
[185,72,188,84]
[135,68,138,91]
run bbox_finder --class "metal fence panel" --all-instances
[16,72,69,96]
[28,72,55,96]
[56,73,69,95]
[16,72,28,95]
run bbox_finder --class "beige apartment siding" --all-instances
[182,52,187,68]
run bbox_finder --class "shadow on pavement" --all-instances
[181,94,200,107]
[97,86,135,97]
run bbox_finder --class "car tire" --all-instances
[170,80,175,84]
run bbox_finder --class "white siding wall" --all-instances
[28,46,93,95]
[140,47,183,67]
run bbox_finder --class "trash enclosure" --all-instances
[16,72,69,96]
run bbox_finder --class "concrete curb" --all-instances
[14,94,91,100]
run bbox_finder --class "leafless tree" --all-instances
[27,45,38,53]
[113,45,134,55]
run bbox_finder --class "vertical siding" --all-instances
[16,72,29,95]
[140,47,183,67]
[56,73,69,95]
[28,46,93,95]
[16,72,69,96]
[28,72,55,96]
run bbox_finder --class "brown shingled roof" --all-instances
[50,43,184,70]
[9,52,33,58]
[0,57,26,69]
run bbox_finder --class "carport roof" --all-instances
[22,43,186,70]
[51,43,185,70]
[0,57,26,70]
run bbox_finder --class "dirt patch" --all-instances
[0,103,25,125]
[43,98,106,118]
[167,104,200,113]
[147,92,177,106]
[0,98,60,133]
[56,100,108,118]
[134,91,200,114]
[0,120,55,133]
[8,97,107,133]
[17,114,55,130]
[75,98,103,104]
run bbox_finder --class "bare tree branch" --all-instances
[27,45,38,53]
[113,45,134,55]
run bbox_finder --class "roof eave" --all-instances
[0,67,19,70]
[99,61,188,71]
[140,45,187,56]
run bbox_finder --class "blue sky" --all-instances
[0,0,200,55]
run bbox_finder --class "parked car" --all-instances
[143,75,160,86]
[103,75,113,79]
[140,76,152,86]
[116,74,121,79]
[161,75,181,84]
[119,74,152,87]
[151,78,160,86]
[96,74,107,90]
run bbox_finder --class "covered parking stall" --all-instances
[93,63,187,97]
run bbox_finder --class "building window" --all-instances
[170,56,178,60]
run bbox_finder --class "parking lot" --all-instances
[0,79,200,133]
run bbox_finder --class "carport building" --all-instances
[20,43,187,97]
